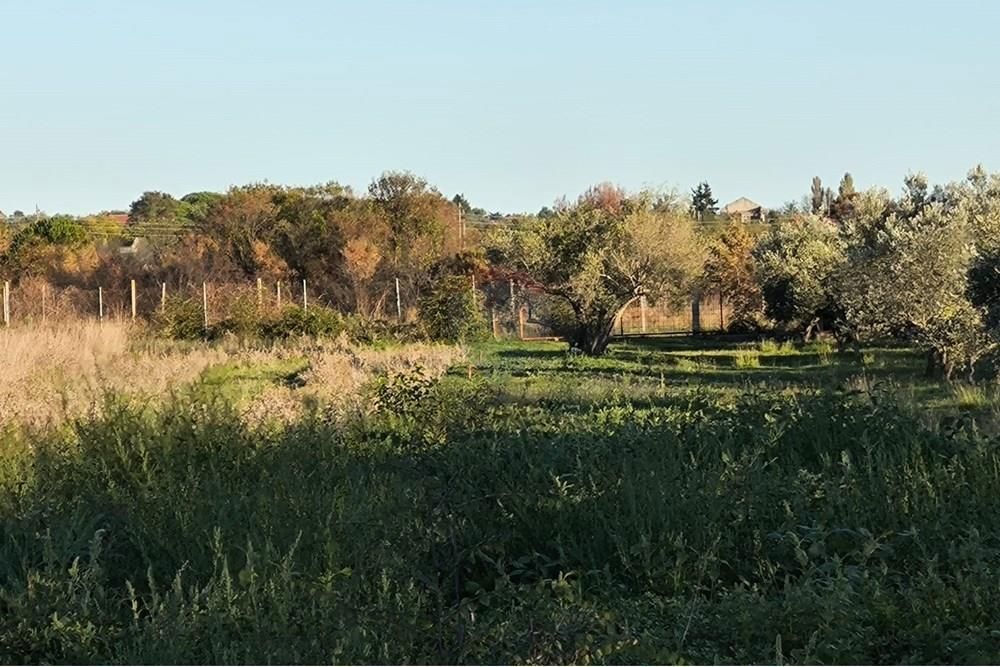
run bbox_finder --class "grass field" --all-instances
[1,329,999,663]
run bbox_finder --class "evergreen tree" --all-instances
[810,176,825,214]
[830,172,858,221]
[690,181,719,221]
[451,193,472,214]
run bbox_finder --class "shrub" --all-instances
[418,274,485,342]
[210,293,264,340]
[346,316,424,346]
[258,304,346,339]
[153,296,207,340]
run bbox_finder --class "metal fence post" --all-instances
[2,281,9,327]
[202,282,209,331]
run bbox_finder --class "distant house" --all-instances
[107,213,130,226]
[722,197,765,222]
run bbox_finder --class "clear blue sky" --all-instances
[2,0,998,215]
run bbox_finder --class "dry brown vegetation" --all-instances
[0,321,465,432]
[238,338,466,425]
[0,321,227,429]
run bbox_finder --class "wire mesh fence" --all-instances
[1,277,730,339]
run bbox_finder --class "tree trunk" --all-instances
[803,318,820,343]
[925,348,954,380]
[581,320,616,355]
[573,300,638,356]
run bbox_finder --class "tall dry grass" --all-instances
[239,339,466,425]
[0,320,227,429]
[1,319,466,430]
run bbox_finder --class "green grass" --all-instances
[191,356,309,406]
[2,336,1000,663]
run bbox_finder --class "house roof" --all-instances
[722,197,761,214]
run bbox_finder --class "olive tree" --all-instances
[835,187,992,379]
[485,189,702,355]
[753,215,844,340]
[958,167,1000,329]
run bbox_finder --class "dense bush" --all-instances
[155,299,357,342]
[418,274,486,342]
[153,291,431,347]
[256,304,346,339]
[2,382,1000,663]
[152,296,206,340]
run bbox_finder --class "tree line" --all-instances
[0,172,466,321]
[3,167,1000,377]
[706,168,1000,379]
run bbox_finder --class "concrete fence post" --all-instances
[130,279,137,320]
[2,281,9,327]
[202,282,209,331]
[395,277,402,322]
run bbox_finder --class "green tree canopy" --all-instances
[486,187,702,354]
[754,215,844,339]
[128,191,190,225]
[835,185,990,378]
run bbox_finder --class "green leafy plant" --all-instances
[418,274,485,342]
